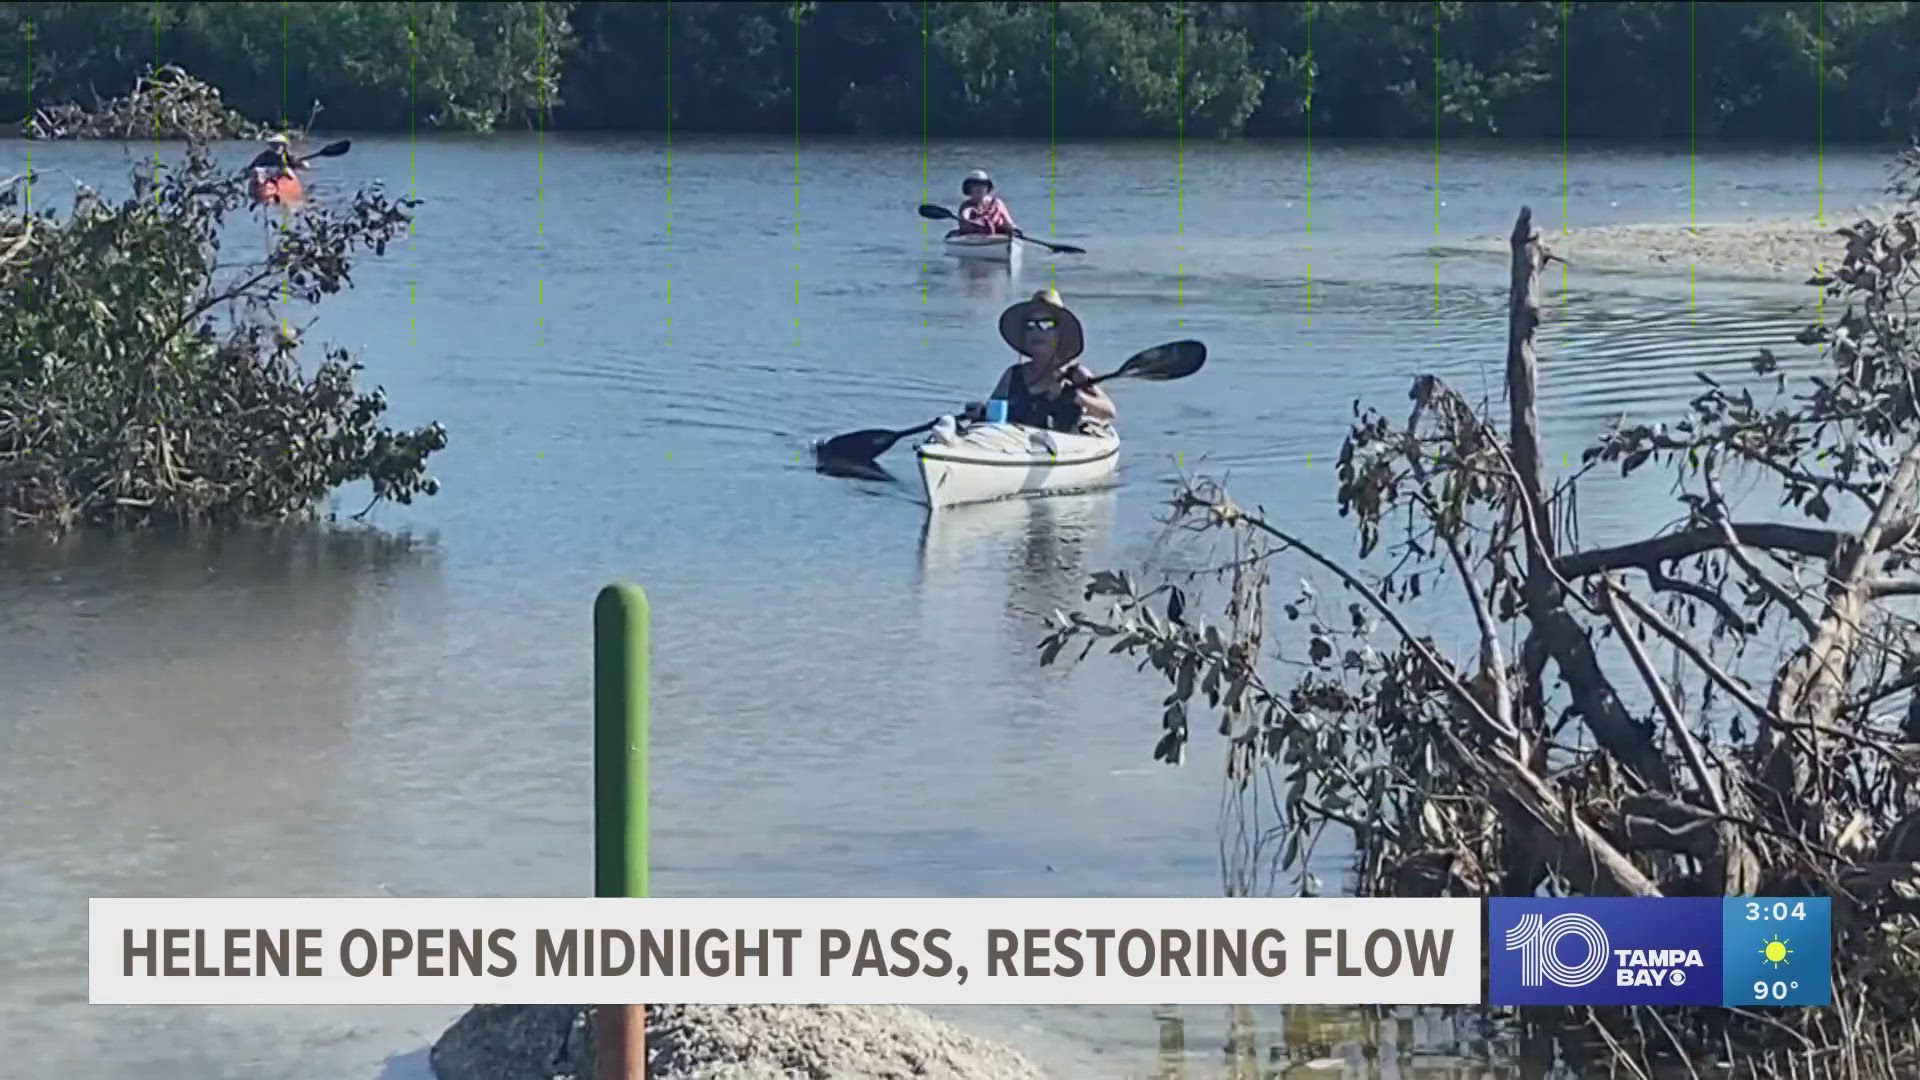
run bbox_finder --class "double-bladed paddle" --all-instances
[296,138,353,166]
[917,203,1086,255]
[812,339,1207,465]
[242,138,352,178]
[216,139,353,199]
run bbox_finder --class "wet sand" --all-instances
[1470,203,1903,284]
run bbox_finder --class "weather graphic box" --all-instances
[1488,897,1830,1007]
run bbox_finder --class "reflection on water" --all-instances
[920,490,1118,657]
[1148,1005,1522,1080]
[913,249,1016,298]
[0,526,448,1080]
[0,133,1884,1077]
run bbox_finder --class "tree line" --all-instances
[2,1,1916,140]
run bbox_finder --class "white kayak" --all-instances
[942,231,1020,265]
[916,418,1120,510]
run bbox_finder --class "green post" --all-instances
[594,583,650,899]
[593,583,649,1079]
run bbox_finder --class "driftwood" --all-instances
[1039,148,1920,1075]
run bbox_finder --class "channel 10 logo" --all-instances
[1505,912,1613,988]
[1488,899,1722,1006]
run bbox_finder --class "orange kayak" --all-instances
[250,170,304,206]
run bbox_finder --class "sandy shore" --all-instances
[430,1003,1053,1080]
[1469,203,1902,284]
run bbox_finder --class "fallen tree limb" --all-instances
[1558,520,1919,579]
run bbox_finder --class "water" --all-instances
[0,134,1885,1078]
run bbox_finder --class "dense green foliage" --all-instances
[2,1,1918,139]
[1,1,570,134]
[0,148,446,531]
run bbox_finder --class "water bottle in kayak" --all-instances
[985,398,1009,423]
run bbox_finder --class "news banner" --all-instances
[89,896,1831,1007]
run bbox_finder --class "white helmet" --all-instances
[962,169,993,193]
[265,133,291,147]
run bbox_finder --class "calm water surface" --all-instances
[0,134,1883,1078]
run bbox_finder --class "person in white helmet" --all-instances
[246,133,303,177]
[953,169,1015,237]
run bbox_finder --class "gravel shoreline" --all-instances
[430,1003,1053,1080]
[1469,204,1901,284]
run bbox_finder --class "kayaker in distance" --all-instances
[952,170,1015,236]
[975,288,1116,433]
[246,133,305,176]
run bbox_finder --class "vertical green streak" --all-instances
[921,0,928,335]
[1561,0,1569,291]
[409,7,416,208]
[1306,1,1312,336]
[1177,2,1184,323]
[593,585,651,900]
[23,13,30,215]
[538,4,547,346]
[667,1,674,346]
[409,5,417,347]
[153,2,160,199]
[279,2,290,314]
[1050,1,1058,269]
[794,0,800,345]
[1815,0,1825,319]
[1689,0,1696,306]
[1433,1,1440,319]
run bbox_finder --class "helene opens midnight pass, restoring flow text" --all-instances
[121,923,1459,984]
[91,896,1486,1006]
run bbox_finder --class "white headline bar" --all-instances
[90,897,1483,1006]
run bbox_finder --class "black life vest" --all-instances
[1000,363,1084,432]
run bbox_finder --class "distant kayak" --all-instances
[942,230,1018,265]
[250,170,304,207]
[916,418,1119,510]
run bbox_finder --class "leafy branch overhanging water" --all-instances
[1040,148,1920,1077]
[0,143,446,532]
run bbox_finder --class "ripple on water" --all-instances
[0,134,1889,1080]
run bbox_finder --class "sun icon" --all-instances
[1761,935,1793,968]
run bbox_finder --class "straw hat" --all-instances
[265,133,291,147]
[998,287,1084,362]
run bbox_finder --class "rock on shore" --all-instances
[429,1003,1051,1080]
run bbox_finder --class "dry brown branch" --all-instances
[19,65,269,141]
[1558,520,1919,578]
[1039,147,1920,1077]
[1703,452,1821,636]
[1598,575,1726,815]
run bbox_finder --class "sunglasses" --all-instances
[1023,317,1058,333]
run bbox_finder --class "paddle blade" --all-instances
[309,139,351,159]
[917,203,956,221]
[815,457,896,483]
[1110,340,1207,382]
[814,427,905,462]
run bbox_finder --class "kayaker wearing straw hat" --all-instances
[978,288,1116,433]
[246,133,304,176]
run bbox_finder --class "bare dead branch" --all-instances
[1699,452,1823,635]
[1559,520,1918,580]
[1598,575,1727,815]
